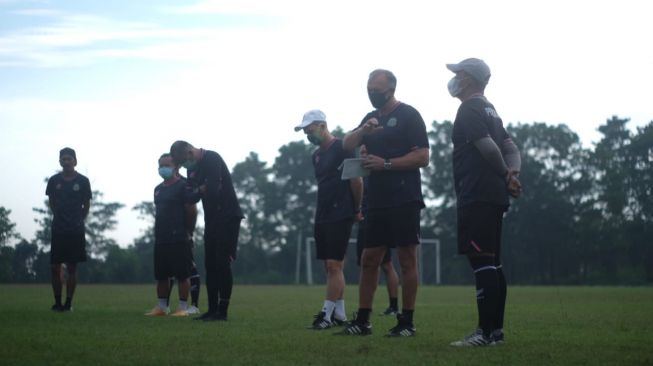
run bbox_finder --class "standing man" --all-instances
[170,141,244,321]
[445,58,522,346]
[145,153,197,317]
[294,110,363,330]
[355,146,400,317]
[46,147,92,312]
[341,69,430,337]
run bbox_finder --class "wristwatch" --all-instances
[384,159,392,170]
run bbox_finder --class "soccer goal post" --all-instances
[295,236,441,285]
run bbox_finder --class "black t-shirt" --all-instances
[313,138,356,223]
[45,172,92,234]
[359,103,429,209]
[452,96,510,208]
[154,177,191,245]
[186,149,244,225]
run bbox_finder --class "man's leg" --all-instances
[381,260,399,314]
[51,264,64,311]
[358,246,386,318]
[176,277,191,311]
[63,263,78,310]
[468,253,499,338]
[396,245,418,323]
[213,251,233,320]
[198,240,218,319]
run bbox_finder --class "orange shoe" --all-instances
[145,307,167,316]
[170,308,189,317]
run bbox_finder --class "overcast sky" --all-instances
[1,0,651,247]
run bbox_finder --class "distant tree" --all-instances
[0,207,20,246]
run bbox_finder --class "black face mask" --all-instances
[307,134,322,145]
[368,90,389,109]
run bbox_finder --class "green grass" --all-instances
[0,285,652,366]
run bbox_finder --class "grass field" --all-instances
[1,285,652,366]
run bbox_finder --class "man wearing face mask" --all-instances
[340,70,430,337]
[445,58,522,347]
[170,140,243,321]
[295,110,363,330]
[46,147,92,312]
[146,153,197,317]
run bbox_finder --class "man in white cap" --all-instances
[295,110,363,330]
[445,58,522,346]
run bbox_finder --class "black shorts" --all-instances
[365,202,421,248]
[456,202,507,255]
[51,231,87,264]
[356,219,391,266]
[154,241,193,281]
[314,219,353,261]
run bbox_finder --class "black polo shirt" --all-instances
[313,138,356,223]
[154,177,190,245]
[452,96,510,208]
[359,103,429,209]
[45,172,92,234]
[186,149,244,224]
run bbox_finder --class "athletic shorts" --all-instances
[365,202,421,248]
[456,202,507,255]
[314,219,353,261]
[50,231,87,264]
[356,219,391,266]
[154,241,193,281]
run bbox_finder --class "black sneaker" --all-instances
[309,311,333,330]
[51,304,64,312]
[335,313,371,336]
[63,304,73,312]
[386,314,416,337]
[194,311,216,321]
[380,307,399,316]
[203,312,228,322]
[331,317,347,326]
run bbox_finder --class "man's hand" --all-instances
[362,154,386,171]
[354,211,364,223]
[362,118,383,135]
[506,170,522,198]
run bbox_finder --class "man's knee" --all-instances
[325,260,344,274]
[361,247,385,270]
[397,246,418,271]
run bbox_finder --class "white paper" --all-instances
[340,158,370,180]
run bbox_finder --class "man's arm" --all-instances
[349,177,363,221]
[343,118,382,151]
[362,147,429,171]
[48,196,55,212]
[473,137,509,177]
[82,199,90,219]
[185,203,198,238]
[501,138,521,173]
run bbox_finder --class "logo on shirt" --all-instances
[72,183,80,191]
[484,107,499,118]
[387,117,398,127]
[56,183,62,190]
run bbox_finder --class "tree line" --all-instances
[1,116,651,285]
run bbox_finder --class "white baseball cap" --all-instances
[446,58,491,85]
[294,109,326,131]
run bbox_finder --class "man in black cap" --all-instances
[170,141,243,321]
[45,147,92,312]
[445,58,522,347]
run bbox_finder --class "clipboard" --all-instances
[340,158,370,180]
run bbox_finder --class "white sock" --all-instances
[334,299,346,321]
[321,300,336,322]
[157,298,168,311]
[178,300,188,311]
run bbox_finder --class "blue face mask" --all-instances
[158,166,175,180]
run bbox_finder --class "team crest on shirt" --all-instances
[56,183,62,189]
[72,183,80,191]
[484,107,499,118]
[387,117,397,127]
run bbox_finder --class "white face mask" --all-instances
[447,76,463,97]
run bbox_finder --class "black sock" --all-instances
[474,268,499,337]
[218,299,230,316]
[54,296,62,306]
[190,271,200,306]
[495,266,507,331]
[64,297,72,307]
[167,278,174,307]
[357,308,371,323]
[401,309,414,324]
[389,297,398,310]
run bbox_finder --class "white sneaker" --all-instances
[186,305,200,315]
[450,329,495,347]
